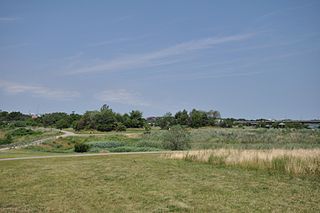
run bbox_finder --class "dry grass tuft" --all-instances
[163,149,320,177]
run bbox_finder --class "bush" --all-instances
[0,135,13,145]
[162,125,190,150]
[114,122,126,132]
[144,123,151,134]
[74,143,90,152]
[9,128,39,136]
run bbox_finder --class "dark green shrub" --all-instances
[0,135,13,145]
[96,123,114,132]
[74,143,90,152]
[9,128,40,136]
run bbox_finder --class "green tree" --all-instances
[175,109,189,126]
[156,113,175,130]
[128,110,144,128]
[56,119,70,129]
[189,109,208,128]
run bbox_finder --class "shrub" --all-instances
[114,122,126,132]
[162,125,190,150]
[9,128,39,136]
[0,135,13,145]
[144,123,151,134]
[74,143,90,152]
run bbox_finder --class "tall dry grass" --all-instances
[163,149,320,177]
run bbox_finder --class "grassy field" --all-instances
[18,127,320,154]
[0,149,70,159]
[189,127,320,149]
[0,154,320,212]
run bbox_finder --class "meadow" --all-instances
[1,127,320,212]
[1,154,320,212]
[17,127,320,154]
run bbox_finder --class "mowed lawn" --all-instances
[0,154,320,212]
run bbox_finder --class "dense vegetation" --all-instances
[20,127,320,154]
[0,128,42,145]
[2,105,315,134]
[0,105,222,132]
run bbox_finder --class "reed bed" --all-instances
[163,149,320,177]
[189,128,320,149]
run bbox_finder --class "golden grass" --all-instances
[163,149,320,177]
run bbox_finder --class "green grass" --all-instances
[0,154,319,212]
[0,149,69,159]
[25,132,164,153]
[17,127,320,154]
[0,127,61,147]
[189,127,320,149]
[63,127,158,134]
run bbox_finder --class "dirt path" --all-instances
[0,129,80,151]
[0,151,172,161]
[0,129,142,152]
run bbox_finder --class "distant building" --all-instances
[31,113,39,119]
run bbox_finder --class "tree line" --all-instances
[0,105,223,131]
[154,109,222,129]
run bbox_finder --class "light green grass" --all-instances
[0,154,319,212]
[189,127,320,149]
[0,127,61,147]
[0,149,70,159]
[4,127,320,155]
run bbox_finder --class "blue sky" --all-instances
[0,0,319,119]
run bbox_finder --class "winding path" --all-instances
[0,129,94,151]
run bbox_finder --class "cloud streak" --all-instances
[0,17,20,23]
[67,33,255,75]
[95,89,150,106]
[0,80,80,100]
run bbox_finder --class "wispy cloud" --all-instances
[0,17,20,23]
[0,43,30,51]
[0,80,80,100]
[95,89,150,106]
[67,33,255,75]
[140,46,319,82]
[87,35,150,48]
